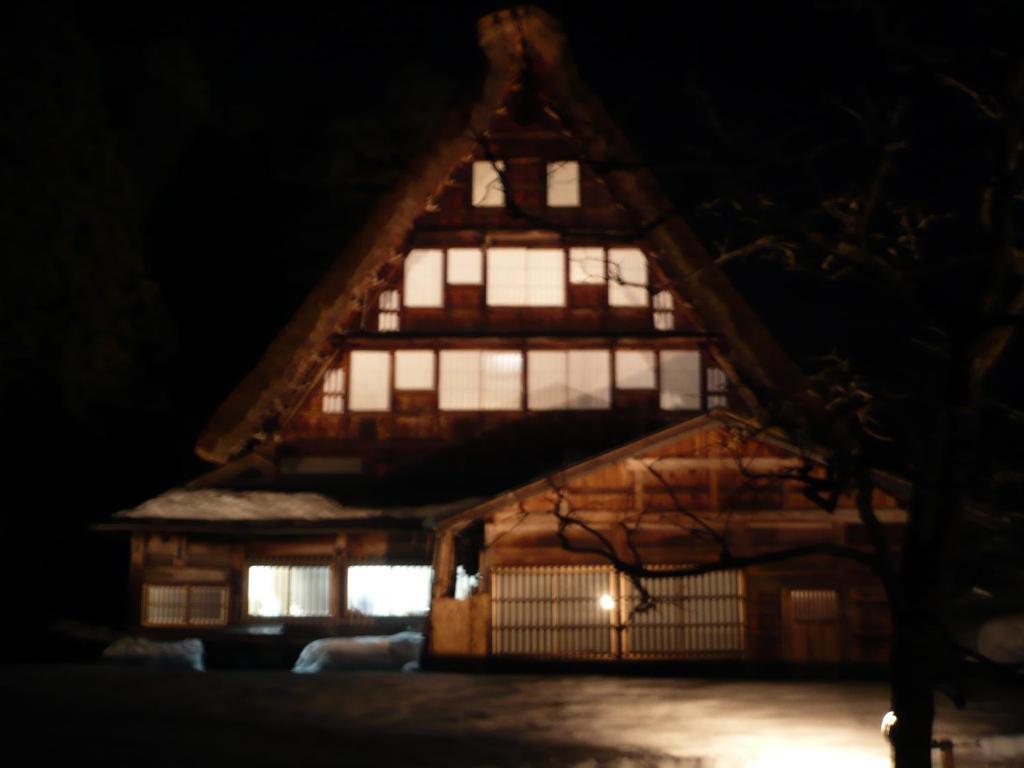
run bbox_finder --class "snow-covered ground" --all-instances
[1,666,1020,767]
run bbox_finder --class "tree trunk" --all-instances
[888,368,962,767]
[890,610,936,768]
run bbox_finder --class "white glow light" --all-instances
[598,593,616,611]
[881,710,898,738]
[347,565,432,617]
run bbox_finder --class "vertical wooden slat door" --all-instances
[782,588,842,663]
[619,569,745,659]
[491,566,617,658]
[492,565,746,660]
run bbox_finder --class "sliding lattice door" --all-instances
[491,566,618,657]
[619,569,745,658]
[491,566,746,659]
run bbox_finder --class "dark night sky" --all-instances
[2,1,1021,638]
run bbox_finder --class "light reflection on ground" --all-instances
[1,666,1019,766]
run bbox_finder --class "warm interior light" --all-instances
[347,565,432,616]
[598,593,615,611]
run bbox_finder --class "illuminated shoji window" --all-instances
[706,366,729,408]
[472,160,505,207]
[447,248,483,285]
[142,584,229,627]
[247,565,331,618]
[348,351,391,411]
[546,161,580,207]
[527,350,611,410]
[378,290,400,332]
[486,248,565,307]
[403,249,443,307]
[653,290,674,331]
[322,367,345,413]
[347,565,432,616]
[439,350,523,410]
[394,350,435,391]
[569,247,606,285]
[608,248,648,307]
[660,350,701,410]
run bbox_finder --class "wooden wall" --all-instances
[430,423,901,664]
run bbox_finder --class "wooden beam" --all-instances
[626,457,808,471]
[334,533,348,619]
[335,331,716,346]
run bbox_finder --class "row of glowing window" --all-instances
[141,565,435,626]
[322,349,728,413]
[390,246,661,311]
[471,160,580,208]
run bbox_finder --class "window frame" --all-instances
[394,350,436,391]
[345,564,433,617]
[485,247,567,307]
[402,249,444,308]
[347,350,393,412]
[438,349,524,411]
[607,248,649,307]
[141,583,230,628]
[614,349,658,390]
[659,349,702,410]
[705,364,729,409]
[245,562,334,620]
[471,160,506,207]
[527,349,612,411]
[446,247,484,285]
[321,366,345,414]
[546,160,581,207]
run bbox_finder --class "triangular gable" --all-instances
[436,409,906,534]
[197,7,819,465]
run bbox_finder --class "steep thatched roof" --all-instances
[197,6,824,465]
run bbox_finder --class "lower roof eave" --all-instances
[92,517,433,536]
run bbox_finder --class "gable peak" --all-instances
[478,6,567,83]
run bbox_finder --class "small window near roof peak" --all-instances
[547,161,580,207]
[608,248,649,307]
[653,290,675,331]
[706,366,729,409]
[322,367,345,413]
[378,290,400,332]
[403,250,443,308]
[472,160,505,207]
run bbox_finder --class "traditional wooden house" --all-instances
[101,7,904,666]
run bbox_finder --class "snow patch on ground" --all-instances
[101,637,206,671]
[114,488,479,523]
[292,632,423,672]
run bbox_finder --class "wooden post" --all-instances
[432,530,456,599]
[334,533,349,619]
[129,533,144,627]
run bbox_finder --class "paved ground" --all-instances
[1,665,1021,767]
